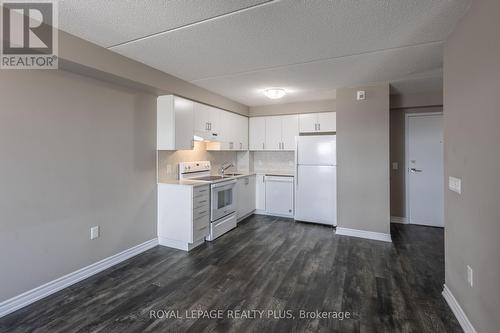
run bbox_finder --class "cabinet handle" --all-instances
[318,123,321,131]
[262,143,265,150]
[240,142,242,149]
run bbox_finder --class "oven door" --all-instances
[211,180,236,221]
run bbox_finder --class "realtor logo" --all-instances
[1,0,58,69]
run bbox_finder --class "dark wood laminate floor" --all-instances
[0,215,461,333]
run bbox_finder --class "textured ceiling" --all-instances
[58,0,470,106]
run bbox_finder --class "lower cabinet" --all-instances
[265,176,294,217]
[255,174,266,211]
[236,175,256,220]
[158,183,210,251]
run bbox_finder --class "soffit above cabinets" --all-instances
[58,0,470,106]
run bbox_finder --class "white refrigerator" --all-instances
[294,135,337,226]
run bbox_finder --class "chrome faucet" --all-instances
[219,162,234,177]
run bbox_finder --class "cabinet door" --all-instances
[299,113,317,133]
[219,111,236,149]
[207,106,221,140]
[173,97,194,150]
[255,174,266,210]
[281,114,299,150]
[265,116,282,151]
[317,112,336,132]
[236,115,248,150]
[265,176,294,217]
[157,95,194,150]
[249,117,266,151]
[247,175,256,214]
[194,103,211,140]
[236,178,245,219]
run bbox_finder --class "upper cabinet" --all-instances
[250,115,298,151]
[299,112,336,133]
[249,117,266,151]
[194,103,220,141]
[157,96,194,150]
[281,115,300,150]
[215,111,248,151]
[158,95,334,152]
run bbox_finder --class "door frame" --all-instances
[404,112,444,225]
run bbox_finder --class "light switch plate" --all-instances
[467,265,474,287]
[90,226,99,240]
[392,162,398,170]
[356,90,366,100]
[448,176,462,194]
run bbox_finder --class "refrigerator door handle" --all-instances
[296,144,299,186]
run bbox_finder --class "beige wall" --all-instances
[336,84,390,234]
[389,106,443,217]
[249,99,335,117]
[58,30,249,116]
[157,142,238,180]
[443,0,500,331]
[390,92,443,109]
[0,70,157,301]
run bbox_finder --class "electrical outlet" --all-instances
[467,265,474,287]
[90,226,99,240]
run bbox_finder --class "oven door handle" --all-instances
[211,180,237,189]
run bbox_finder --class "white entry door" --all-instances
[406,113,444,227]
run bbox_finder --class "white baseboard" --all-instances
[390,216,408,224]
[335,227,392,242]
[0,238,158,318]
[442,284,477,333]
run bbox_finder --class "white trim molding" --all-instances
[390,216,408,224]
[335,227,392,242]
[0,238,158,318]
[442,284,477,333]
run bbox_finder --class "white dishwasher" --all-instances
[265,175,294,217]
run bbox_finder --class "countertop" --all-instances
[158,171,294,186]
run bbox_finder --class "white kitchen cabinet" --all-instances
[255,174,266,211]
[317,112,336,132]
[209,111,248,151]
[299,112,336,133]
[281,115,299,150]
[266,115,299,151]
[158,184,210,251]
[236,114,249,150]
[265,176,294,217]
[157,95,194,150]
[249,117,266,150]
[236,175,256,220]
[265,116,283,151]
[251,115,298,151]
[194,103,220,141]
[298,113,317,133]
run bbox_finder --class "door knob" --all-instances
[409,168,422,173]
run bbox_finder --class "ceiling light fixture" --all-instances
[263,88,286,99]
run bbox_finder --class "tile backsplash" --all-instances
[252,151,295,173]
[158,141,237,180]
[158,142,296,179]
